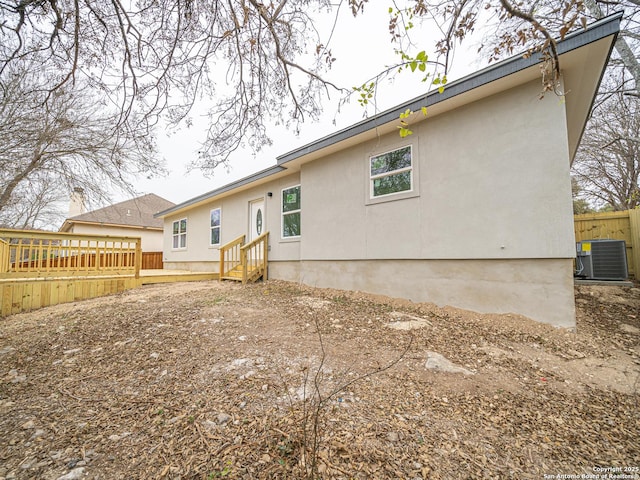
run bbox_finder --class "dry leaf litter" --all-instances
[0,280,638,479]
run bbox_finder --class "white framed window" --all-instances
[282,185,301,239]
[172,218,187,249]
[210,208,221,246]
[370,145,413,198]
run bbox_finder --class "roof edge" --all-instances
[60,219,163,231]
[155,165,288,218]
[276,12,623,165]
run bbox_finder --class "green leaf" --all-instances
[410,61,417,72]
[418,63,426,72]
[398,126,413,138]
[438,85,445,94]
[421,106,428,116]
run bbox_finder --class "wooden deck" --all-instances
[140,269,218,285]
[0,229,220,317]
[0,270,219,317]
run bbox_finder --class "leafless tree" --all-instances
[0,0,343,174]
[0,175,67,230]
[582,0,640,99]
[0,59,161,228]
[2,0,612,174]
[572,92,640,210]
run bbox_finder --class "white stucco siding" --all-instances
[421,78,575,259]
[300,148,367,260]
[301,78,575,261]
[162,173,301,265]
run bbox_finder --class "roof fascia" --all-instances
[155,165,287,218]
[566,18,620,162]
[276,12,623,165]
[60,219,163,231]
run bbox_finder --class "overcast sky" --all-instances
[123,6,482,207]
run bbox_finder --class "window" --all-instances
[172,218,187,249]
[210,208,221,246]
[282,185,301,238]
[370,145,413,198]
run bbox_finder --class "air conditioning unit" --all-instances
[575,239,628,280]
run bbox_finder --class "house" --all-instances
[155,14,622,328]
[60,192,175,253]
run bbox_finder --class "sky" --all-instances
[121,5,483,208]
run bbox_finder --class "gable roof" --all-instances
[156,12,622,219]
[61,193,175,232]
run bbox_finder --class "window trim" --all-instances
[281,184,301,240]
[171,217,188,250]
[366,143,419,205]
[209,207,222,247]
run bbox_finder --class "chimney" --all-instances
[68,187,86,218]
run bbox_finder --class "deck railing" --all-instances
[219,234,246,279]
[0,229,142,279]
[240,232,269,284]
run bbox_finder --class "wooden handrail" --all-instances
[0,229,141,279]
[240,232,269,252]
[219,234,246,279]
[240,232,269,284]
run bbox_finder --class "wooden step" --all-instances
[220,264,264,283]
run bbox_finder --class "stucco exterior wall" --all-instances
[300,79,575,261]
[269,258,576,328]
[66,224,163,252]
[162,173,301,267]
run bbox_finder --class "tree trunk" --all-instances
[583,0,640,96]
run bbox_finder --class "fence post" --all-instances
[629,209,640,281]
[0,239,9,273]
[134,238,142,280]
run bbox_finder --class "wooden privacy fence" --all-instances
[142,251,164,270]
[574,209,640,280]
[0,229,142,316]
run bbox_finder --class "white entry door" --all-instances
[249,198,265,243]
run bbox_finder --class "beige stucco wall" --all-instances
[269,258,576,328]
[300,79,575,261]
[66,224,163,252]
[162,173,301,266]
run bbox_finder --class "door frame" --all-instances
[248,197,266,242]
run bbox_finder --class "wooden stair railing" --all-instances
[219,232,269,284]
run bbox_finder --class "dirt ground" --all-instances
[0,279,639,480]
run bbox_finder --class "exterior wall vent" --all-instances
[576,239,628,281]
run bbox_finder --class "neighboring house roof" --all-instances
[60,193,175,232]
[155,12,621,220]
